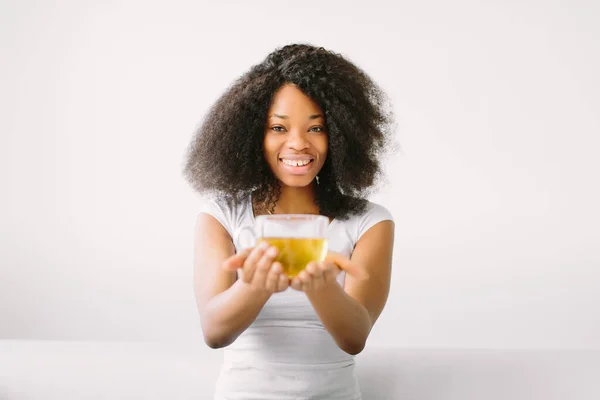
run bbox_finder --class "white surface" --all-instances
[1,0,600,350]
[1,341,599,400]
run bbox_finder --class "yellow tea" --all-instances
[258,237,328,277]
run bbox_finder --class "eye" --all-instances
[271,125,286,133]
[309,126,326,133]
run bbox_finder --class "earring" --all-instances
[315,175,320,185]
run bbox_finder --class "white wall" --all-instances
[1,0,598,349]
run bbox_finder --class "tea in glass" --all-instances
[258,237,327,277]
[239,214,329,277]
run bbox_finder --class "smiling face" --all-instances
[263,84,328,188]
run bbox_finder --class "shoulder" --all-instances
[199,194,251,239]
[355,201,394,239]
[338,201,394,245]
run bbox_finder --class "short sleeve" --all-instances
[356,202,394,241]
[199,197,234,239]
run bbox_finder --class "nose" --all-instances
[286,129,309,151]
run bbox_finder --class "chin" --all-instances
[278,175,316,188]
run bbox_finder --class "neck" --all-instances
[275,183,319,215]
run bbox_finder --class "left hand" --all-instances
[290,260,340,293]
[290,251,369,293]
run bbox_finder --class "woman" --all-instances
[184,44,395,399]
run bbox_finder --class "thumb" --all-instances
[221,248,252,271]
[325,251,369,280]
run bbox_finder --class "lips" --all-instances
[278,155,315,175]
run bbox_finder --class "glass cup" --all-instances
[238,215,329,277]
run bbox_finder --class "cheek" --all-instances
[317,137,328,162]
[263,136,279,158]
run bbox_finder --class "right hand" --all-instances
[221,241,289,294]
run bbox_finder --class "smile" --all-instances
[278,157,315,175]
[280,158,313,167]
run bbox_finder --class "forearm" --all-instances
[201,279,271,348]
[306,282,372,355]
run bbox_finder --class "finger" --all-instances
[325,251,369,280]
[264,262,283,293]
[291,276,303,291]
[305,262,324,290]
[296,270,311,292]
[276,270,290,292]
[319,262,340,285]
[305,262,322,278]
[271,262,289,292]
[242,242,270,283]
[252,245,279,288]
[221,248,252,271]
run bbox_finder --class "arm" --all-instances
[299,220,395,355]
[193,213,286,348]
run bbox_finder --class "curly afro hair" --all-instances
[183,43,394,220]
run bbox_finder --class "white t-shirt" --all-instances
[201,194,393,400]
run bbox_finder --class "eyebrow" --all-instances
[271,113,323,120]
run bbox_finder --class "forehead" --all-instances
[268,84,323,115]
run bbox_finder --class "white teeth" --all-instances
[282,159,311,167]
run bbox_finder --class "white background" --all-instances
[1,0,598,350]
